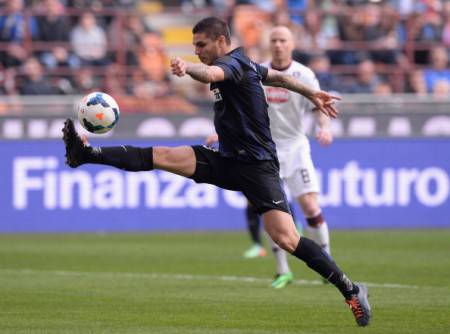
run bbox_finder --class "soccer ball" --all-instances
[77,92,120,134]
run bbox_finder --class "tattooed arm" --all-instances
[264,69,316,98]
[170,57,225,83]
[264,69,340,118]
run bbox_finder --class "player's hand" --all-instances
[170,57,187,77]
[310,91,340,118]
[205,133,219,147]
[316,128,333,146]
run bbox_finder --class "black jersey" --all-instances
[211,47,277,161]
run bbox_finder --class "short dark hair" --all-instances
[192,17,231,45]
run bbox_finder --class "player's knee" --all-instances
[306,213,325,227]
[272,233,298,253]
[153,146,180,167]
[153,146,170,162]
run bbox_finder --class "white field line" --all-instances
[0,268,422,290]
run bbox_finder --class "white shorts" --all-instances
[277,141,320,198]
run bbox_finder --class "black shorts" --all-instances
[190,145,290,215]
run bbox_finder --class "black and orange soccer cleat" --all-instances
[62,118,92,168]
[345,283,371,327]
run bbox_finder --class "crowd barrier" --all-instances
[0,138,448,232]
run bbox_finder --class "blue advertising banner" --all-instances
[0,139,449,232]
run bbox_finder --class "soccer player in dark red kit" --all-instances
[63,17,371,326]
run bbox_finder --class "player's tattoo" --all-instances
[186,63,214,83]
[264,70,315,99]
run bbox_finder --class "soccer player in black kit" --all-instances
[62,17,371,326]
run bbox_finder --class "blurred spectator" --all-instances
[0,0,39,42]
[442,1,450,47]
[344,59,382,93]
[36,0,68,41]
[128,69,170,99]
[432,79,450,97]
[133,32,169,82]
[0,43,28,68]
[294,9,340,64]
[19,57,56,95]
[36,0,80,69]
[0,65,17,95]
[71,67,100,95]
[101,63,126,95]
[413,9,442,43]
[1,0,449,97]
[232,4,271,50]
[358,3,401,64]
[373,82,393,96]
[406,69,427,95]
[108,14,147,64]
[286,0,310,26]
[102,0,137,9]
[423,45,450,93]
[389,0,415,17]
[181,0,235,11]
[66,0,104,10]
[334,2,402,65]
[70,12,109,66]
[410,0,443,64]
[308,53,340,92]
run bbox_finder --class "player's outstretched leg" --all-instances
[62,118,154,171]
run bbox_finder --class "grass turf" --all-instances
[0,230,449,333]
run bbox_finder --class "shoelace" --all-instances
[346,297,364,319]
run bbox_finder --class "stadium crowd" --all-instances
[0,0,449,104]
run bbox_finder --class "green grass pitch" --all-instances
[0,230,449,334]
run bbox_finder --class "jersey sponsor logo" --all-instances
[212,88,223,102]
[272,199,285,205]
[266,87,289,103]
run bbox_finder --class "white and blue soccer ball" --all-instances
[77,92,120,134]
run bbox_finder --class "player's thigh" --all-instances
[189,145,238,190]
[153,146,196,177]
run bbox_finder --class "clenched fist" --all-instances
[170,57,187,77]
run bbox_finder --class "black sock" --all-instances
[246,204,261,245]
[88,146,154,171]
[292,237,358,299]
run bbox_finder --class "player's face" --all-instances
[269,30,294,63]
[193,32,221,65]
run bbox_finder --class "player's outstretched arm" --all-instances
[263,69,340,118]
[170,57,225,83]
